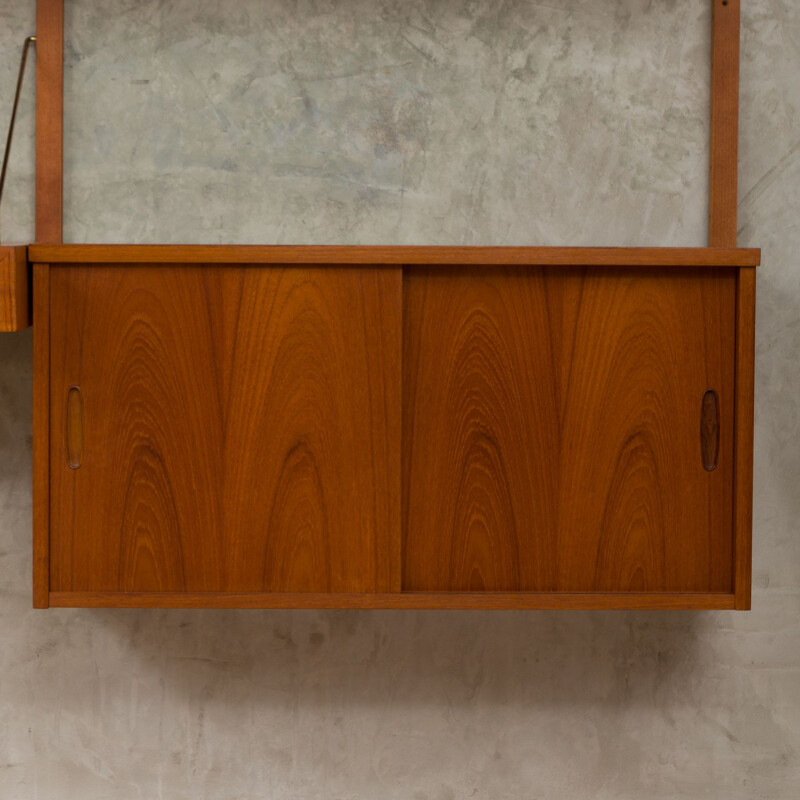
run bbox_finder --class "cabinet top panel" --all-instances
[29,245,760,268]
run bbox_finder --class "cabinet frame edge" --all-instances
[48,591,737,610]
[732,266,755,609]
[32,262,50,608]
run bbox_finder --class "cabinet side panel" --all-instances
[733,266,755,608]
[403,267,737,593]
[33,263,50,608]
[49,264,401,594]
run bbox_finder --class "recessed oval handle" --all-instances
[66,386,84,469]
[700,389,719,472]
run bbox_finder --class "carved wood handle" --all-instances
[66,386,83,469]
[701,389,719,472]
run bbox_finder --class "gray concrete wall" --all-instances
[0,1,796,797]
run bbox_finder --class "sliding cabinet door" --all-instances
[403,266,736,593]
[49,264,401,594]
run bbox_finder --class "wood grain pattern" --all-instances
[0,245,29,331]
[733,266,755,609]
[35,0,63,243]
[47,591,736,610]
[709,0,740,247]
[403,266,737,593]
[32,262,49,608]
[48,264,401,593]
[28,245,761,268]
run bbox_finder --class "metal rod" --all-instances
[0,35,37,234]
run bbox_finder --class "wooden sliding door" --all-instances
[402,266,737,593]
[49,264,401,593]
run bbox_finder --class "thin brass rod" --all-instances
[0,35,37,235]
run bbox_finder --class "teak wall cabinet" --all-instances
[26,245,759,610]
[1,0,759,609]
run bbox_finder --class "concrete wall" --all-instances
[0,1,797,797]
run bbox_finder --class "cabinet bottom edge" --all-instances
[45,591,738,610]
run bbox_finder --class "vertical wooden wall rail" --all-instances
[709,0,753,609]
[33,0,63,606]
[709,0,740,247]
[35,0,63,244]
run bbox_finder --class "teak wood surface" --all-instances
[708,0,754,609]
[49,264,401,594]
[32,262,49,608]
[403,266,735,593]
[29,244,760,267]
[29,248,758,609]
[35,0,63,243]
[47,592,736,610]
